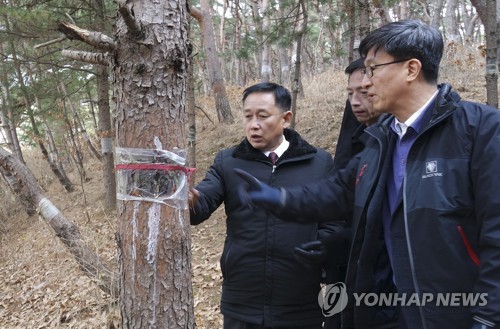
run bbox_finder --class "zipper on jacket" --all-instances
[402,175,428,329]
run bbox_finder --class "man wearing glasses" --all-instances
[236,20,500,329]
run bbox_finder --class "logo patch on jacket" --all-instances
[422,160,442,178]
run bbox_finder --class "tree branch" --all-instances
[33,36,66,49]
[57,22,115,51]
[118,6,144,39]
[61,49,110,65]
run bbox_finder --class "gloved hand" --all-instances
[234,168,283,210]
[294,240,328,264]
[294,228,352,265]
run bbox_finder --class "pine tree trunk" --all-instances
[191,0,234,123]
[290,0,307,129]
[113,1,195,327]
[485,0,498,108]
[260,0,271,82]
[92,0,116,212]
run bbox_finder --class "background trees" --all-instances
[1,0,497,164]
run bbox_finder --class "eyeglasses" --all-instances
[362,59,411,78]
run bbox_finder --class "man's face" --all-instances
[347,69,377,126]
[362,49,410,115]
[243,92,291,152]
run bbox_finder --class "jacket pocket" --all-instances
[457,225,480,266]
[220,240,233,280]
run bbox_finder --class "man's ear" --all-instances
[406,59,422,81]
[282,111,293,128]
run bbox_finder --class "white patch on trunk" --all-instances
[38,198,60,220]
[153,136,162,150]
[131,202,140,261]
[101,137,113,153]
[147,203,161,264]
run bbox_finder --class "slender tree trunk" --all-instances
[358,0,370,41]
[371,0,392,26]
[485,0,499,107]
[0,66,24,163]
[113,1,194,327]
[430,0,445,26]
[59,82,103,161]
[190,1,234,124]
[260,0,272,82]
[0,147,117,296]
[92,0,116,212]
[445,0,461,42]
[85,86,99,131]
[43,118,74,191]
[61,96,87,182]
[233,0,244,86]
[290,0,307,129]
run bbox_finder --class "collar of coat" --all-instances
[232,128,317,162]
[373,83,461,133]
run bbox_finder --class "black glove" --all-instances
[294,240,328,264]
[294,228,352,266]
[234,168,284,210]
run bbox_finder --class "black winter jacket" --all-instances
[191,129,335,327]
[278,84,500,329]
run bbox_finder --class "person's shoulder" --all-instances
[311,147,334,167]
[457,100,500,120]
[314,147,332,157]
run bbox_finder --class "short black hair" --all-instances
[242,82,292,113]
[345,57,365,76]
[358,19,443,83]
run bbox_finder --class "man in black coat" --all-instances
[189,82,336,329]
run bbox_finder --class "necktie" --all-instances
[268,152,278,164]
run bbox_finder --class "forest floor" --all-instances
[0,46,491,329]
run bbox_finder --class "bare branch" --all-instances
[57,22,115,51]
[61,49,110,65]
[33,36,66,49]
[65,12,76,25]
[118,6,144,39]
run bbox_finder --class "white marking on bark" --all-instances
[131,202,140,261]
[153,136,162,150]
[38,198,60,220]
[101,137,113,153]
[147,203,161,264]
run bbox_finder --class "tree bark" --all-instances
[260,0,272,82]
[113,1,195,327]
[186,25,197,185]
[0,72,24,163]
[485,0,499,108]
[190,1,234,124]
[290,0,307,129]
